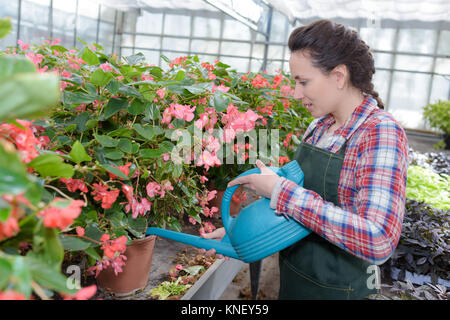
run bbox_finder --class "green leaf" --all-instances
[104,150,124,160]
[81,47,100,65]
[159,141,175,153]
[106,79,120,94]
[133,124,155,140]
[172,164,183,179]
[128,99,146,115]
[126,216,147,238]
[85,247,102,261]
[144,103,160,121]
[0,71,60,121]
[99,164,129,180]
[0,258,12,289]
[28,154,74,179]
[0,143,30,194]
[69,141,92,164]
[84,225,104,244]
[0,198,11,222]
[85,119,98,130]
[10,256,32,297]
[62,91,102,105]
[125,52,145,65]
[26,256,76,295]
[0,17,12,39]
[212,91,230,113]
[118,138,132,154]
[0,55,36,79]
[139,149,164,158]
[58,235,91,251]
[90,68,113,87]
[94,134,119,147]
[175,70,185,81]
[43,227,64,267]
[104,98,129,119]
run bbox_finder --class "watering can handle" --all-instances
[221,168,263,234]
[221,161,303,234]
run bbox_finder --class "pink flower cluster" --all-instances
[220,104,261,143]
[37,197,84,231]
[88,234,128,277]
[162,103,196,126]
[146,180,174,199]
[122,185,152,219]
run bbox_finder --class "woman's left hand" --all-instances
[227,160,280,199]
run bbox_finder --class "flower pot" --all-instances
[96,235,156,294]
[208,188,242,218]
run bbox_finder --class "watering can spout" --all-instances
[146,227,240,260]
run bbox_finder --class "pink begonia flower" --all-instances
[200,175,208,184]
[170,103,196,122]
[205,136,221,153]
[158,180,174,198]
[116,75,124,80]
[197,150,221,170]
[230,109,260,132]
[223,128,236,144]
[162,152,170,162]
[146,182,161,198]
[211,83,230,93]
[99,63,113,72]
[208,71,216,80]
[156,88,166,99]
[141,74,154,81]
[61,70,72,78]
[206,190,217,202]
[161,108,172,125]
[45,38,61,46]
[25,52,44,66]
[17,40,29,51]
[195,113,209,130]
[188,217,197,225]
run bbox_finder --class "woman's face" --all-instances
[289,50,341,118]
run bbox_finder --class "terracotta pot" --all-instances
[96,235,156,294]
[208,187,242,218]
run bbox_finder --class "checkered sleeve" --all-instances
[275,121,409,265]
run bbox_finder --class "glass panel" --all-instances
[101,6,116,23]
[77,0,98,19]
[255,32,266,42]
[372,70,390,107]
[135,35,160,50]
[0,0,19,17]
[191,40,219,55]
[252,43,265,59]
[437,30,450,55]
[20,0,50,43]
[123,12,137,33]
[360,28,395,51]
[429,75,449,104]
[389,71,431,128]
[268,45,283,59]
[222,18,251,40]
[220,41,250,57]
[52,0,76,14]
[397,29,437,54]
[434,58,450,75]
[270,10,287,43]
[265,60,282,74]
[120,47,134,59]
[395,54,433,72]
[374,52,392,69]
[162,37,189,52]
[164,14,190,37]
[76,15,97,45]
[121,34,134,47]
[196,54,219,65]
[136,11,163,34]
[137,49,160,66]
[220,56,249,73]
[250,58,263,73]
[52,0,77,49]
[193,16,221,38]
[98,22,114,53]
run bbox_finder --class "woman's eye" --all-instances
[299,81,307,86]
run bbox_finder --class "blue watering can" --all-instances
[146,161,311,263]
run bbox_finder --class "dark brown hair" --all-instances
[288,19,384,109]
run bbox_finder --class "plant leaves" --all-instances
[81,47,100,66]
[28,154,74,179]
[133,124,155,140]
[90,68,113,87]
[58,235,91,251]
[69,141,92,164]
[94,134,119,147]
[104,98,129,119]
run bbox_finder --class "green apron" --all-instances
[278,129,377,300]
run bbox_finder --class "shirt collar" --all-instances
[316,95,378,141]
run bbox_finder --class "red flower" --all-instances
[278,156,290,166]
[38,198,84,231]
[91,183,120,209]
[62,285,97,300]
[0,290,27,300]
[108,163,132,180]
[60,178,88,193]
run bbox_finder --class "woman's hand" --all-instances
[227,160,279,199]
[198,227,228,259]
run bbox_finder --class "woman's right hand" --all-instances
[198,227,229,259]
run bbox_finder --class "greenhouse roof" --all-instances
[94,0,450,30]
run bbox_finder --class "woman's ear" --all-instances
[331,64,349,90]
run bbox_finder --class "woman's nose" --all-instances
[293,84,304,101]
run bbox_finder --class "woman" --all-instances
[201,19,409,299]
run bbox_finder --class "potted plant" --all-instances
[0,17,96,300]
[422,100,450,149]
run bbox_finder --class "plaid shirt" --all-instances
[274,96,409,265]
